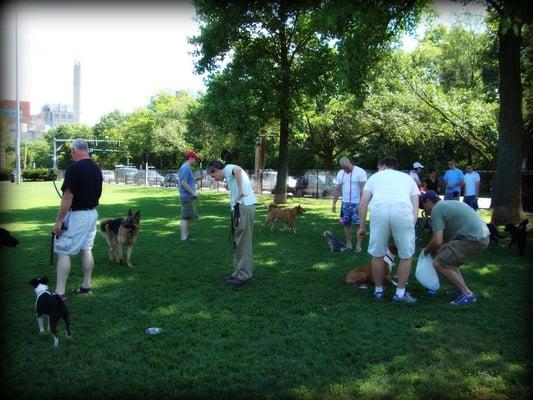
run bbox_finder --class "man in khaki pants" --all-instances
[207,161,256,287]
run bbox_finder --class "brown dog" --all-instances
[100,209,141,267]
[262,203,305,233]
[345,245,398,287]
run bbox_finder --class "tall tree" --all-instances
[484,0,531,223]
[191,0,423,202]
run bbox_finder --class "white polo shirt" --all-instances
[223,164,257,210]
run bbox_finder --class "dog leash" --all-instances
[229,203,240,251]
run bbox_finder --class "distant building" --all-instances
[42,103,76,128]
[0,99,32,142]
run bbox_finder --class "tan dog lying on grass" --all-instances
[261,203,305,233]
[345,245,398,288]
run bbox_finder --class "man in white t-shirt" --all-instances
[358,156,420,304]
[332,157,367,252]
[462,164,481,211]
[207,161,257,288]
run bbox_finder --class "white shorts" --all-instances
[54,210,98,256]
[368,203,415,259]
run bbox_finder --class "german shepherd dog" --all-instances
[100,210,141,267]
[504,219,529,256]
[262,203,305,233]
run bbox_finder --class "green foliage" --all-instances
[0,167,11,180]
[44,124,94,169]
[1,182,532,399]
[21,168,51,181]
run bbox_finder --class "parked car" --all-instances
[115,166,138,184]
[251,169,297,194]
[135,169,164,186]
[162,173,179,187]
[101,170,114,183]
[295,170,336,197]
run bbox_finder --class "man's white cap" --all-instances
[413,161,424,169]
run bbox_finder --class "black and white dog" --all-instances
[323,231,350,253]
[29,277,70,347]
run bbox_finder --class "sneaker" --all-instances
[392,292,417,304]
[225,277,252,287]
[450,292,477,305]
[354,247,362,253]
[374,291,384,302]
[358,284,369,289]
[72,286,92,295]
[427,289,438,296]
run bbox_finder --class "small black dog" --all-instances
[29,277,71,347]
[0,228,19,248]
[323,231,349,253]
[486,223,506,245]
[504,219,529,256]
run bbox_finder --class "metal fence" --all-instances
[55,167,525,200]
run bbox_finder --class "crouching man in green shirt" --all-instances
[420,191,490,305]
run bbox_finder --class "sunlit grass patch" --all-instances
[1,182,531,399]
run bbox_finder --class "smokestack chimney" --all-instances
[73,61,80,123]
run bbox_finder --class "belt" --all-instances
[70,207,95,211]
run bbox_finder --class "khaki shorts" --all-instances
[54,210,98,256]
[180,197,198,220]
[436,236,489,268]
[368,203,415,259]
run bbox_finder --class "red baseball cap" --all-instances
[184,150,199,160]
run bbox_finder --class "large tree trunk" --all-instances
[491,9,524,224]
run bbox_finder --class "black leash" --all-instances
[229,203,240,251]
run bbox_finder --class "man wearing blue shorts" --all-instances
[53,139,103,298]
[332,157,367,252]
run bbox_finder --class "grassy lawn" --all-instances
[1,182,532,399]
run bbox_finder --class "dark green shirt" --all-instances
[431,201,489,242]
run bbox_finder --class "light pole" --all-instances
[15,4,21,184]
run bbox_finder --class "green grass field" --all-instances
[1,182,532,400]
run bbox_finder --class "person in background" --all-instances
[424,169,440,193]
[462,164,481,211]
[358,156,420,304]
[332,157,368,252]
[207,161,256,288]
[409,161,424,189]
[178,150,201,241]
[442,160,464,200]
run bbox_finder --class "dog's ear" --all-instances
[134,210,141,221]
[42,277,49,284]
[127,209,132,217]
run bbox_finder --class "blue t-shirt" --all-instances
[443,168,464,195]
[178,163,195,198]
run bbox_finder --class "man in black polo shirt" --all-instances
[53,138,103,298]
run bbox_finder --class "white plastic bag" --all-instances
[415,249,440,291]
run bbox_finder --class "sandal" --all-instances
[72,286,92,295]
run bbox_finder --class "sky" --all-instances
[1,0,486,127]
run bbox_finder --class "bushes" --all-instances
[0,168,11,181]
[22,168,52,181]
